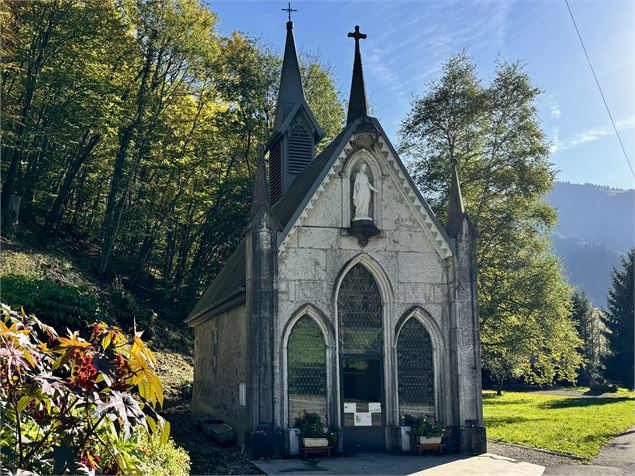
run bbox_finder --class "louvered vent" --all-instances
[269,142,282,203]
[288,122,313,175]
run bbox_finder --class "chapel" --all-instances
[185,16,486,459]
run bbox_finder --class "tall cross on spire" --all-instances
[347,25,367,45]
[282,2,297,22]
[346,25,368,125]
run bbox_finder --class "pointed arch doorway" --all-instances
[337,263,385,452]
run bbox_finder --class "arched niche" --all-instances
[281,304,334,428]
[395,307,445,422]
[341,149,383,228]
[333,253,397,427]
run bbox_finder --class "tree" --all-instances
[1,0,345,309]
[571,290,605,385]
[399,52,582,390]
[602,249,634,389]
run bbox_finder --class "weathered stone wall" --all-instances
[192,304,248,445]
[275,138,455,436]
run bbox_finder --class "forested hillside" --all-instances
[1,0,345,314]
[547,182,634,307]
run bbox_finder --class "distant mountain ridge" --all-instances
[547,182,634,307]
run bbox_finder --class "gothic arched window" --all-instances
[338,264,383,354]
[397,318,435,416]
[287,315,327,425]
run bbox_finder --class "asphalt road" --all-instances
[544,427,635,476]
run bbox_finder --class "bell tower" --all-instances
[265,5,324,203]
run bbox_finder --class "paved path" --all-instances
[544,427,635,476]
[253,452,545,476]
[253,429,635,476]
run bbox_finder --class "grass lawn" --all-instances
[483,388,635,461]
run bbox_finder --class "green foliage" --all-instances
[0,304,187,475]
[402,415,446,438]
[570,290,606,385]
[294,411,326,439]
[399,52,582,388]
[483,389,635,460]
[602,249,634,389]
[1,0,344,301]
[136,433,191,476]
[0,275,107,329]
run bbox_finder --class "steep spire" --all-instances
[346,25,368,125]
[446,159,465,235]
[266,10,323,203]
[274,18,305,129]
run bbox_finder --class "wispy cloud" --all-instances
[551,116,635,153]
[362,0,515,98]
[548,96,561,119]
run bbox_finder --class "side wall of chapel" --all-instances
[192,304,249,446]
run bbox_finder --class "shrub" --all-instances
[589,373,619,394]
[0,275,108,329]
[0,304,188,475]
[402,414,446,438]
[400,414,419,427]
[136,434,190,476]
[294,411,325,439]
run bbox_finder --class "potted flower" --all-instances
[413,416,445,445]
[294,412,329,448]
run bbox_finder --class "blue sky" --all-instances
[207,0,634,189]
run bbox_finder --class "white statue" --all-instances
[352,163,377,221]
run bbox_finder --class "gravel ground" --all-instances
[163,405,263,475]
[487,440,581,467]
[524,388,588,397]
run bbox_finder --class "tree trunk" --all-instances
[42,132,101,237]
[100,35,156,275]
[2,0,59,198]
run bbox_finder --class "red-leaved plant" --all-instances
[0,304,168,475]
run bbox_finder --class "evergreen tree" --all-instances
[571,290,603,384]
[602,249,634,389]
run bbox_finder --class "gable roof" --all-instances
[185,126,351,325]
[185,116,453,325]
[276,116,453,256]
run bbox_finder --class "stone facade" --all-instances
[271,132,483,455]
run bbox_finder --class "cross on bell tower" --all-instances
[265,1,324,203]
[282,2,297,22]
[346,25,369,125]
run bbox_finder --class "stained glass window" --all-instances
[397,318,434,416]
[287,315,327,425]
[338,264,383,354]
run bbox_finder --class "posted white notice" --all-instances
[354,412,372,426]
